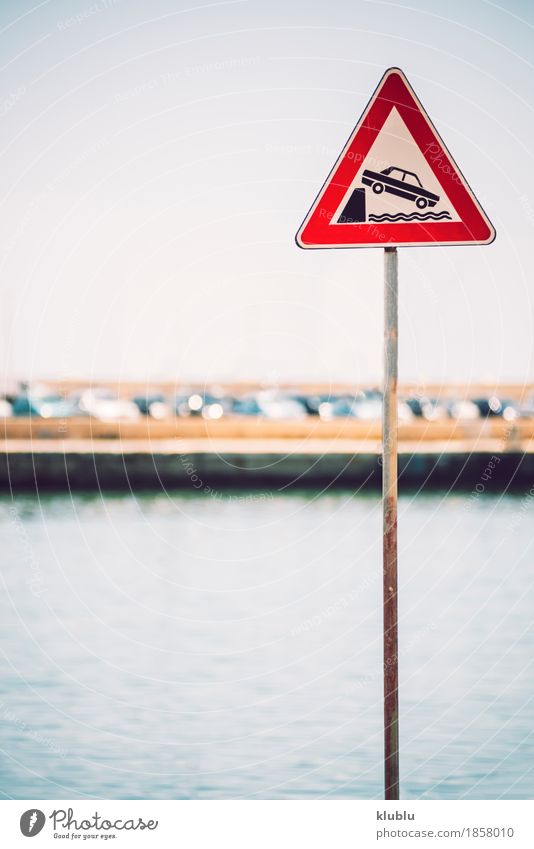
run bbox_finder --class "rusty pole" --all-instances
[383,246,399,800]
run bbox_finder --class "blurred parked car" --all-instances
[0,399,12,417]
[12,393,79,418]
[472,396,517,421]
[232,393,307,420]
[517,397,534,418]
[288,392,341,415]
[174,390,232,420]
[320,395,412,422]
[173,394,192,417]
[405,396,447,421]
[77,389,140,421]
[318,391,366,420]
[447,400,480,420]
[132,393,165,415]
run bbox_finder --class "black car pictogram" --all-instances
[361,166,440,209]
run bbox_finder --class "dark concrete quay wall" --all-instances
[0,449,531,492]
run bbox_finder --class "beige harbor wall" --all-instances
[1,415,533,444]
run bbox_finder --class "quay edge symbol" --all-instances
[295,67,496,249]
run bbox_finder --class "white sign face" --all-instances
[332,108,461,226]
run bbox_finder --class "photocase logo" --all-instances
[20,809,46,837]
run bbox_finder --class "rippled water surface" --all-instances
[0,489,532,799]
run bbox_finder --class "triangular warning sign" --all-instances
[296,68,495,249]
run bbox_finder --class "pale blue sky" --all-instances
[0,0,532,387]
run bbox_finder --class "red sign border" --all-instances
[296,68,496,249]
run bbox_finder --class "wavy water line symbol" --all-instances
[368,211,452,222]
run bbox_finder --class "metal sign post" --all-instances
[383,246,399,800]
[296,67,495,801]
